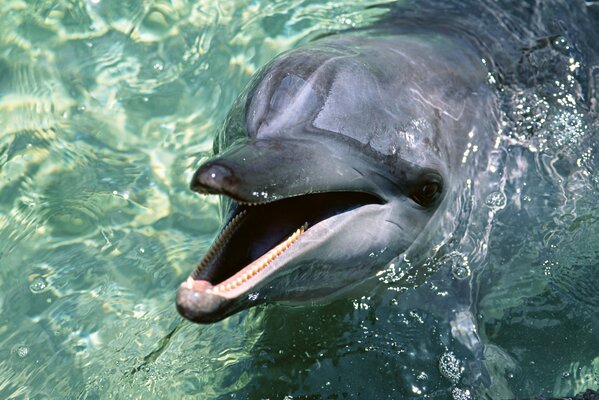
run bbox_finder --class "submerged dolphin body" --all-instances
[176,28,500,323]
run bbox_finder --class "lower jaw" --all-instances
[178,198,388,322]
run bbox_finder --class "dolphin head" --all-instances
[176,32,492,323]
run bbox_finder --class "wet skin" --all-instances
[176,29,499,323]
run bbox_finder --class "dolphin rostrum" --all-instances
[176,29,500,323]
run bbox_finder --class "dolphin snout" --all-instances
[190,162,239,195]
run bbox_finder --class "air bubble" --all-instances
[152,61,164,72]
[451,264,471,279]
[452,387,471,400]
[14,345,29,358]
[29,276,48,293]
[439,252,470,280]
[485,191,506,208]
[439,352,463,384]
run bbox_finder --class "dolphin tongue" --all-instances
[190,138,382,203]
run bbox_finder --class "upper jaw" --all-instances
[189,137,394,204]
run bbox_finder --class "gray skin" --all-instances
[176,28,499,323]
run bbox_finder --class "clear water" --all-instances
[0,1,598,399]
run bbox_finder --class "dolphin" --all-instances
[175,27,501,323]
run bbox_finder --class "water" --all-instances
[0,0,597,399]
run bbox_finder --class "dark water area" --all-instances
[0,0,597,399]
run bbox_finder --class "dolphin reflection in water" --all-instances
[176,2,598,326]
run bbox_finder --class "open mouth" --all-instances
[181,191,383,300]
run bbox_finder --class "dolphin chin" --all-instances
[177,29,496,324]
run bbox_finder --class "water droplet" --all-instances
[29,276,48,293]
[485,191,506,208]
[411,385,423,395]
[552,36,572,55]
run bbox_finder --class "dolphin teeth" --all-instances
[236,198,279,207]
[213,222,309,293]
[192,209,247,278]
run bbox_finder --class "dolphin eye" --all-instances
[411,181,442,208]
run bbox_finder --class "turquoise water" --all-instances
[0,0,598,399]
